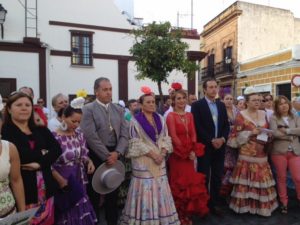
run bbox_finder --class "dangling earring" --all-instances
[60,120,68,131]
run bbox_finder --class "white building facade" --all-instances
[0,0,202,109]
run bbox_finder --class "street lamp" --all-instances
[0,4,8,39]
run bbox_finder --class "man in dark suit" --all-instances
[81,77,128,225]
[191,78,230,215]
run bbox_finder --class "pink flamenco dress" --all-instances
[166,112,209,224]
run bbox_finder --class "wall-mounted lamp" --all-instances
[0,4,8,39]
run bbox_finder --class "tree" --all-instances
[130,21,198,109]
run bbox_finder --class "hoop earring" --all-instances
[60,120,68,131]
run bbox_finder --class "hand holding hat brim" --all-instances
[92,160,125,195]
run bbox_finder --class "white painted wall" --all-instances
[1,0,200,105]
[237,2,295,62]
[128,61,191,100]
[0,51,40,99]
[294,19,300,44]
[48,56,119,101]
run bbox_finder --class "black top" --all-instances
[1,122,62,204]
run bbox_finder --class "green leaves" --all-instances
[130,22,199,105]
[130,22,198,82]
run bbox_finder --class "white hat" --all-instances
[237,96,245,101]
[0,94,3,111]
[118,100,125,108]
[244,86,256,95]
[92,160,125,194]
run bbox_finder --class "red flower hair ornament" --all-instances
[171,82,182,91]
[141,86,152,95]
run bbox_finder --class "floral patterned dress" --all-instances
[228,112,278,216]
[220,107,239,197]
[119,112,180,225]
[52,129,97,225]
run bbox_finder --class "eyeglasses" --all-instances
[37,101,44,104]
[250,99,262,102]
[278,125,289,129]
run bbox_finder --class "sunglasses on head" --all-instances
[9,91,31,98]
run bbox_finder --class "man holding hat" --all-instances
[81,77,128,225]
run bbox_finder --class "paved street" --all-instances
[97,190,300,225]
[193,190,300,225]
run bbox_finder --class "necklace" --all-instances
[175,111,189,137]
[175,110,186,121]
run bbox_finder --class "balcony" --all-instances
[201,60,234,80]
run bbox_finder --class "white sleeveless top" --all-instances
[0,140,11,181]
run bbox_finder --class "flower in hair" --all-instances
[171,82,182,91]
[70,97,85,109]
[141,86,152,95]
[76,89,88,98]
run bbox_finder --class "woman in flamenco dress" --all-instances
[166,84,209,225]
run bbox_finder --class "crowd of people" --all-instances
[0,77,300,225]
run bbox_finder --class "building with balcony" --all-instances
[200,1,300,98]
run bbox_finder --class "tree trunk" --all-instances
[157,81,164,115]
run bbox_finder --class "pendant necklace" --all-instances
[106,105,114,131]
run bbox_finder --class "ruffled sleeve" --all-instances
[126,121,152,158]
[227,113,251,148]
[159,136,173,154]
[166,113,183,149]
[158,115,173,154]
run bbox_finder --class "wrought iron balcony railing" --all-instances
[201,60,234,79]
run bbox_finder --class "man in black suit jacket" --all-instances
[191,78,230,214]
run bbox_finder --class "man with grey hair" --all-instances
[19,86,34,99]
[81,77,128,225]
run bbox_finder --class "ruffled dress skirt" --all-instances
[229,155,278,217]
[168,155,209,224]
[119,160,180,225]
[54,166,97,225]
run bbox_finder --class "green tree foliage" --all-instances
[130,21,198,108]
